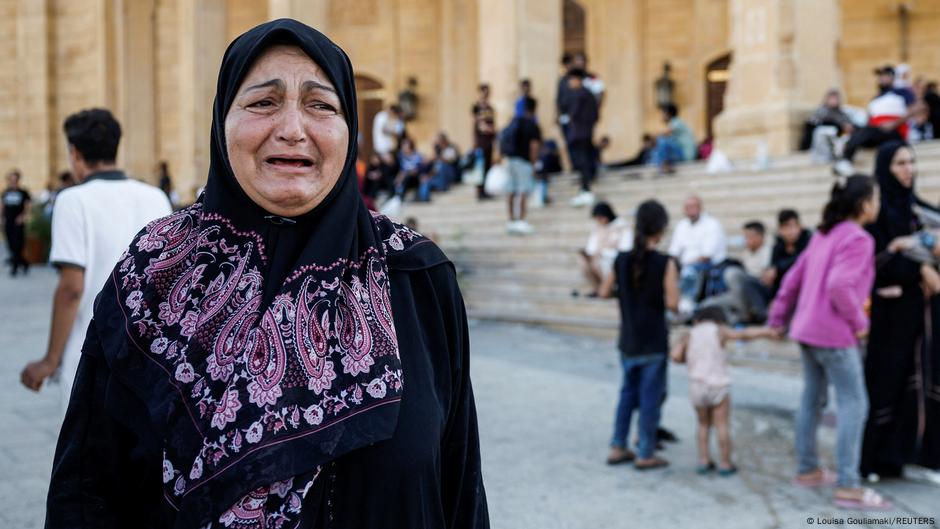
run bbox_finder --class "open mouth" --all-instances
[265,157,314,168]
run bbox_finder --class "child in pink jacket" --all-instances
[768,175,891,511]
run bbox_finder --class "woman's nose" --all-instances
[275,106,307,144]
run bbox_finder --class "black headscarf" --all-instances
[873,140,919,239]
[90,19,443,528]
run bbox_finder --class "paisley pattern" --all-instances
[114,204,424,527]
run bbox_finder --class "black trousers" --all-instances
[4,221,27,273]
[843,126,902,162]
[568,138,597,192]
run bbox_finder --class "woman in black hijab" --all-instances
[861,140,940,479]
[45,19,488,528]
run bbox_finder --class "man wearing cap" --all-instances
[834,65,910,176]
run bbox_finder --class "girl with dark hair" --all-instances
[769,175,890,510]
[580,201,629,297]
[600,199,678,469]
[862,140,940,481]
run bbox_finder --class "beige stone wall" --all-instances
[0,0,53,193]
[840,0,940,108]
[7,0,939,200]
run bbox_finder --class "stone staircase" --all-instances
[402,141,940,366]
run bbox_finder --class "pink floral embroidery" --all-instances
[114,204,419,522]
[302,405,323,426]
[211,388,242,430]
[126,290,144,312]
[151,337,170,355]
[342,352,375,376]
[246,379,282,407]
[366,378,387,399]
[180,310,200,338]
[245,421,264,444]
[163,458,175,483]
[189,456,204,480]
[175,362,195,383]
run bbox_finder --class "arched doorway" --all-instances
[355,75,386,162]
[704,53,732,139]
[563,0,586,57]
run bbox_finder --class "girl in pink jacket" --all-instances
[768,175,892,511]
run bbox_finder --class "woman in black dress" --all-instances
[861,140,940,479]
[45,19,488,528]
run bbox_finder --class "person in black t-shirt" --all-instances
[500,98,542,234]
[472,83,496,200]
[2,169,32,276]
[599,199,678,470]
[762,209,811,296]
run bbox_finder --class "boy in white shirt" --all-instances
[20,108,171,411]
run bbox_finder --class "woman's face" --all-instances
[859,188,881,224]
[890,146,916,189]
[225,45,349,217]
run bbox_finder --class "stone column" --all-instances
[584,0,644,160]
[112,0,157,183]
[176,0,227,199]
[14,0,52,191]
[714,0,840,158]
[477,0,562,132]
[267,0,328,29]
[440,0,479,150]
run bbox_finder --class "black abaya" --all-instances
[46,259,488,528]
[861,141,940,477]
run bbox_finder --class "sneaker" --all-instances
[506,221,520,234]
[515,220,535,235]
[833,159,855,177]
[570,191,595,207]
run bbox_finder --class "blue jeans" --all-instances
[796,344,869,488]
[611,355,667,458]
[679,262,710,304]
[650,136,683,168]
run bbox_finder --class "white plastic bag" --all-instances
[484,162,510,196]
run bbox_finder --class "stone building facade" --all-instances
[1,0,939,197]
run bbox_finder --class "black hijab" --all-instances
[873,140,919,239]
[91,19,443,528]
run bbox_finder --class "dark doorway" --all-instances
[356,75,385,162]
[704,54,731,139]
[563,0,586,57]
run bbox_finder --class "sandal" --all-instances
[832,488,893,511]
[792,468,837,488]
[695,462,716,475]
[634,457,670,471]
[606,449,636,465]
[718,465,738,477]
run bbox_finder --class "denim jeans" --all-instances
[678,262,710,305]
[650,136,683,168]
[610,355,667,458]
[796,344,869,488]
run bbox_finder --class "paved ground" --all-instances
[2,265,938,528]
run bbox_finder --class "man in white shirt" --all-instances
[20,108,171,411]
[372,103,404,157]
[668,195,727,313]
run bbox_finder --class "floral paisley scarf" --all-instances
[93,19,435,528]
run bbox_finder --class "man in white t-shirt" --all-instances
[668,195,727,313]
[372,103,404,157]
[20,108,171,411]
